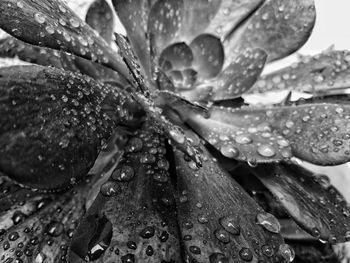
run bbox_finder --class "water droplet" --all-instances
[47,221,64,237]
[220,144,239,158]
[219,216,240,235]
[112,166,134,182]
[34,13,46,24]
[139,226,155,239]
[256,212,281,233]
[257,144,276,158]
[209,253,229,263]
[214,229,230,243]
[235,134,252,144]
[239,247,253,261]
[100,181,119,197]
[189,245,201,255]
[278,244,295,262]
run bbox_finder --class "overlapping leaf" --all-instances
[173,148,290,262]
[250,50,350,95]
[187,103,350,165]
[225,0,316,63]
[0,0,129,77]
[0,65,140,189]
[68,124,181,262]
[251,163,350,243]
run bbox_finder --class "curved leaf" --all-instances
[251,163,350,243]
[225,0,316,63]
[68,124,181,262]
[173,147,289,263]
[250,50,350,95]
[0,0,129,77]
[0,65,140,189]
[85,0,114,43]
[191,104,350,165]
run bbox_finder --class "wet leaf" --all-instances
[112,0,152,78]
[191,48,267,101]
[173,148,289,263]
[185,108,293,163]
[225,0,316,62]
[0,65,140,189]
[85,0,114,43]
[189,34,224,80]
[0,174,99,263]
[250,50,350,95]
[251,163,350,243]
[159,42,193,71]
[0,36,126,83]
[191,104,350,165]
[0,0,129,76]
[68,124,181,262]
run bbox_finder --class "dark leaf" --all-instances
[0,36,126,83]
[0,0,129,76]
[0,65,140,189]
[112,0,152,78]
[251,163,350,243]
[85,0,114,43]
[0,174,99,263]
[250,50,350,95]
[225,0,316,62]
[68,124,181,262]
[189,104,350,165]
[173,148,289,262]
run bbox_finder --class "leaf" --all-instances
[225,0,316,63]
[0,37,129,84]
[189,34,224,80]
[0,0,129,77]
[251,163,350,243]
[68,124,181,262]
[0,65,140,189]
[188,48,267,101]
[250,50,350,95]
[173,147,290,263]
[85,0,114,43]
[185,108,293,163]
[112,0,152,78]
[0,174,99,263]
[188,103,350,165]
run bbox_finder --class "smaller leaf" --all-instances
[85,0,114,43]
[251,163,350,243]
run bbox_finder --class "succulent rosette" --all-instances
[0,0,349,262]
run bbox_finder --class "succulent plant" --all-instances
[0,0,348,262]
